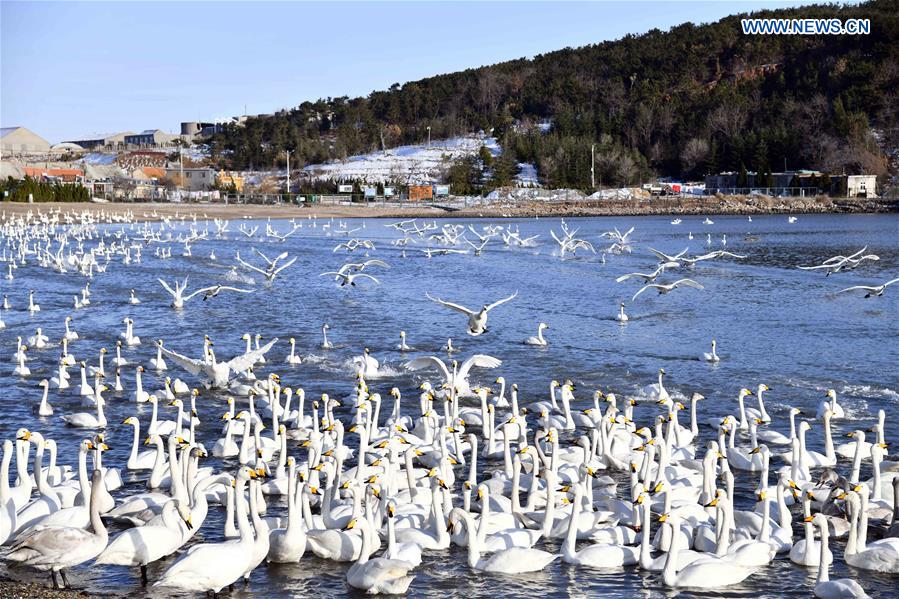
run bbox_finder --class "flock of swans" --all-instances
[0,206,895,598]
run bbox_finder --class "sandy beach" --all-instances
[1,194,895,222]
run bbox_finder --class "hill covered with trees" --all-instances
[208,0,897,191]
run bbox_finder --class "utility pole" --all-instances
[285,150,292,196]
[427,126,431,148]
[591,143,596,189]
[179,147,184,190]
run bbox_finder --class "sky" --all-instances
[1,1,825,143]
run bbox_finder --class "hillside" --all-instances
[208,0,898,191]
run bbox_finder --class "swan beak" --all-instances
[804,515,815,522]
[788,480,798,489]
[658,514,668,522]
[344,519,357,530]
[438,479,449,490]
[143,437,151,445]
[836,491,847,500]
[652,482,664,494]
[184,515,193,530]
[100,443,110,451]
[852,484,863,492]
[704,498,719,507]
[387,505,395,518]
[256,467,267,478]
[749,447,761,454]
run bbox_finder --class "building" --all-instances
[216,170,244,192]
[705,170,877,197]
[66,132,133,150]
[165,167,215,191]
[838,174,877,198]
[0,127,51,154]
[124,129,178,147]
[23,167,84,183]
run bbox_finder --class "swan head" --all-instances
[825,389,837,400]
[16,428,30,441]
[539,322,548,330]
[659,368,666,376]
[758,384,770,393]
[400,330,406,338]
[123,416,138,425]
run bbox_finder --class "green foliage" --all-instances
[208,0,897,184]
[446,156,483,196]
[1,176,90,202]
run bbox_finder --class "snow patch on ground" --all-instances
[302,134,499,184]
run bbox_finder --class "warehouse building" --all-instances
[0,127,51,155]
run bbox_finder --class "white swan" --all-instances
[817,389,845,419]
[345,517,415,594]
[425,291,518,336]
[616,302,628,322]
[35,379,53,416]
[703,339,720,362]
[524,323,549,346]
[404,354,501,397]
[809,513,870,598]
[154,466,258,593]
[96,498,192,584]
[659,514,756,588]
[6,469,108,589]
[321,323,334,349]
[456,510,558,573]
[285,337,303,365]
[62,394,107,429]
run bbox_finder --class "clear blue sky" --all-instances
[2,1,821,143]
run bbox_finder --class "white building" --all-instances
[0,127,51,155]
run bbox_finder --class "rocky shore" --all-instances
[1,194,895,222]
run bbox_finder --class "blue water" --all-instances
[0,212,897,597]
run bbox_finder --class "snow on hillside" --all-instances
[516,163,539,187]
[302,134,501,184]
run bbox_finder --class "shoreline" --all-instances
[1,195,895,222]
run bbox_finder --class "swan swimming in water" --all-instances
[524,323,549,346]
[616,302,629,322]
[703,339,720,362]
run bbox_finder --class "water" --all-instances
[1,212,897,597]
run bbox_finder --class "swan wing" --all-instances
[426,294,474,315]
[354,273,380,284]
[485,291,518,312]
[405,356,451,382]
[616,272,649,283]
[227,337,279,373]
[362,259,390,269]
[236,255,268,276]
[632,285,659,301]
[882,277,899,288]
[271,257,297,275]
[252,247,274,266]
[214,286,254,294]
[159,345,208,377]
[674,279,704,290]
[836,285,873,294]
[183,286,220,301]
[457,354,502,382]
[10,525,95,560]
[157,279,178,298]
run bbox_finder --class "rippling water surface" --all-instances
[1,212,897,598]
